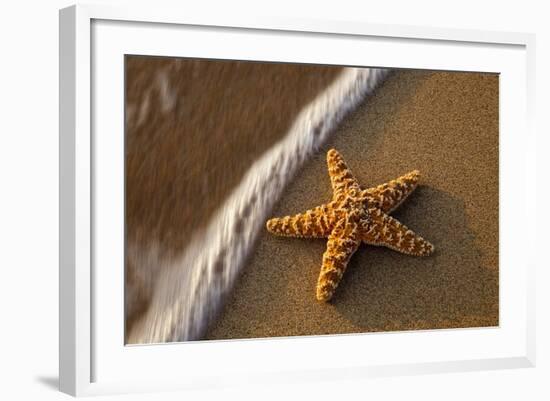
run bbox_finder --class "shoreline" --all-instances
[126,64,388,343]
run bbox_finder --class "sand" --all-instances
[124,57,343,337]
[206,70,499,340]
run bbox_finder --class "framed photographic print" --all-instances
[59,4,536,396]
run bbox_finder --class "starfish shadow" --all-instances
[330,186,498,331]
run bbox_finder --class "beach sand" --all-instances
[125,57,343,338]
[206,69,499,339]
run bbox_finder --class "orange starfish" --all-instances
[266,149,435,302]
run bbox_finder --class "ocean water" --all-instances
[125,61,389,344]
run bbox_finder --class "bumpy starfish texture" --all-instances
[266,149,435,302]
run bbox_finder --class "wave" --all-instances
[127,67,389,344]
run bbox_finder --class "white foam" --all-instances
[127,67,389,343]
[156,70,177,113]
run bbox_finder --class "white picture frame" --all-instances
[59,3,536,397]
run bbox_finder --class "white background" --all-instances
[0,0,547,400]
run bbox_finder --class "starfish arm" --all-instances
[362,170,421,213]
[327,149,360,198]
[266,203,336,238]
[316,220,361,301]
[361,208,435,256]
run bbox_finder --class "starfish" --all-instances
[266,149,435,302]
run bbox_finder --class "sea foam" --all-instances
[128,67,389,343]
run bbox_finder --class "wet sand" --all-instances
[206,70,499,339]
[125,56,343,337]
[125,57,342,254]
